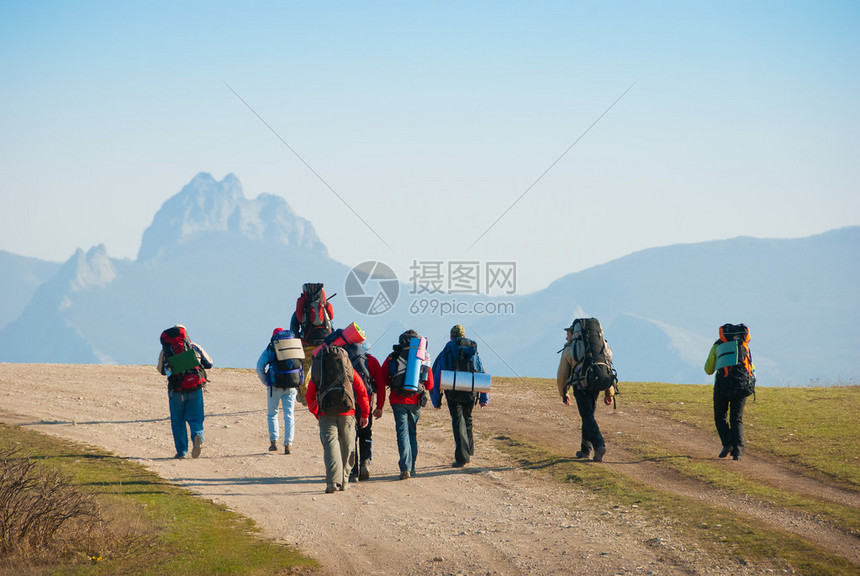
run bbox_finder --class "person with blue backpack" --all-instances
[705,323,756,461]
[377,330,435,480]
[256,327,305,454]
[431,325,489,468]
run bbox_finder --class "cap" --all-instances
[564,321,576,332]
[450,324,465,338]
[272,327,284,337]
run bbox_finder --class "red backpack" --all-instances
[295,283,332,344]
[160,326,207,392]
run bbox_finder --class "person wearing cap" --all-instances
[556,320,614,462]
[431,325,488,468]
[256,327,303,454]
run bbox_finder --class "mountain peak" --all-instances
[137,173,325,261]
[68,244,116,292]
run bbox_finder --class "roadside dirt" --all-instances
[1,364,857,575]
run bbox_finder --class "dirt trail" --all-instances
[1,364,858,575]
[487,381,860,565]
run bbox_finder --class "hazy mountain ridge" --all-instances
[469,227,859,385]
[0,173,346,367]
[1,173,857,386]
[0,250,62,330]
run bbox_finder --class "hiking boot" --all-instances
[284,444,292,455]
[593,446,606,462]
[451,461,466,468]
[325,485,337,494]
[718,446,731,458]
[575,450,591,459]
[174,452,186,459]
[191,435,203,458]
[349,470,358,483]
[359,461,370,481]
[399,470,410,480]
[268,441,278,452]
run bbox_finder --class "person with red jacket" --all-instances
[306,348,370,494]
[374,330,435,480]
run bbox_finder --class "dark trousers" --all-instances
[714,389,746,456]
[351,399,373,474]
[573,386,604,454]
[446,394,475,465]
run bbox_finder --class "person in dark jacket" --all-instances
[705,324,756,460]
[556,320,614,462]
[430,325,488,468]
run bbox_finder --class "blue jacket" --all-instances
[431,338,489,408]
[256,345,277,386]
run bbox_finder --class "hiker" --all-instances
[345,342,385,482]
[376,330,435,479]
[256,328,304,454]
[557,319,616,462]
[430,325,489,468]
[705,323,756,461]
[306,344,370,493]
[294,283,334,401]
[157,325,213,459]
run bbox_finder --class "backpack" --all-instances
[269,330,304,389]
[296,283,332,344]
[569,318,618,393]
[387,342,428,396]
[160,326,207,392]
[311,345,355,416]
[714,323,756,399]
[387,347,411,394]
[444,337,481,402]
[344,342,375,397]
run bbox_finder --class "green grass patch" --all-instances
[618,382,860,488]
[0,423,318,576]
[493,435,859,576]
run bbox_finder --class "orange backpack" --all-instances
[715,324,755,398]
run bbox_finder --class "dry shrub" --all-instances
[0,447,155,570]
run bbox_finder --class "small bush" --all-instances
[0,446,99,560]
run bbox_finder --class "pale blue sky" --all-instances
[2,1,858,292]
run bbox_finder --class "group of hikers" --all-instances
[158,283,757,493]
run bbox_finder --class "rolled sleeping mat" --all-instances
[313,322,367,356]
[274,336,305,361]
[403,336,428,393]
[440,370,491,393]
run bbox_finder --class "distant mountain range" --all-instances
[1,173,857,386]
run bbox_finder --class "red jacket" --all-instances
[365,353,388,412]
[378,356,435,408]
[306,369,371,419]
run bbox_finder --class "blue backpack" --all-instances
[270,330,304,388]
